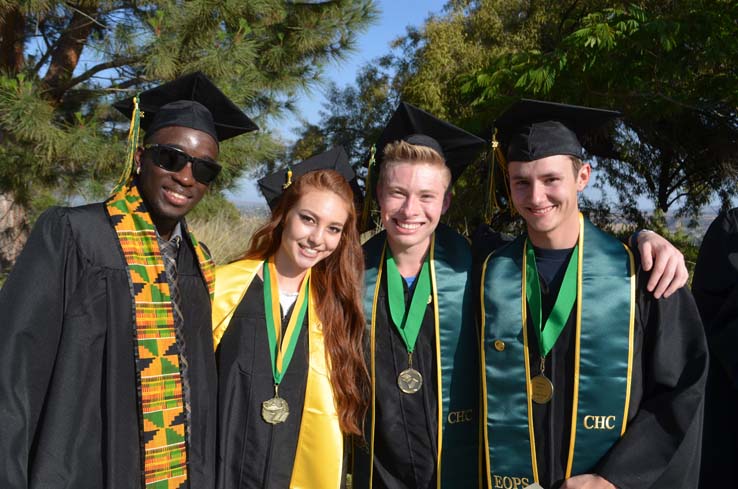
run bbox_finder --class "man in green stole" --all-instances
[0,73,257,489]
[480,100,708,489]
[353,102,486,488]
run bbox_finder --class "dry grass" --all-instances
[188,210,265,266]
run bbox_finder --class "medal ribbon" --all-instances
[386,250,431,354]
[524,239,579,358]
[263,257,310,384]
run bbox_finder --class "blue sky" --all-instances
[231,0,448,204]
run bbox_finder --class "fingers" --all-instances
[662,255,689,298]
[646,247,687,298]
[639,240,654,271]
[648,251,675,298]
[637,230,688,299]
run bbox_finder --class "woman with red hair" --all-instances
[211,162,369,489]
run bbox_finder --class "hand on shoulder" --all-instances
[636,229,688,299]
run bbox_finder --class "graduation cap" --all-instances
[258,146,356,210]
[371,102,487,184]
[494,99,621,162]
[113,71,259,143]
[110,72,259,195]
[483,99,621,219]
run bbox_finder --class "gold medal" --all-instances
[531,374,554,404]
[398,367,423,394]
[262,384,289,424]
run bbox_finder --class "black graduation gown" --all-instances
[0,204,217,489]
[215,277,347,489]
[354,270,439,489]
[692,208,738,488]
[523,250,707,489]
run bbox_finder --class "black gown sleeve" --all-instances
[0,208,80,488]
[692,209,738,386]
[594,273,708,489]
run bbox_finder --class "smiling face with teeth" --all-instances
[135,125,218,240]
[508,154,591,249]
[274,187,350,278]
[377,161,451,261]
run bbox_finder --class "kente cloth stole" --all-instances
[106,183,215,489]
[360,224,481,488]
[481,215,636,486]
[211,259,344,488]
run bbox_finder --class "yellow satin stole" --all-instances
[212,259,344,488]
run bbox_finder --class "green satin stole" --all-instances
[362,224,481,488]
[481,215,636,485]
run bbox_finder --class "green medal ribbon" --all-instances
[524,239,579,358]
[386,250,431,354]
[263,257,310,385]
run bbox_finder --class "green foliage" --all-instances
[285,59,399,173]
[187,192,242,223]
[461,0,738,222]
[0,1,378,196]
[0,0,378,267]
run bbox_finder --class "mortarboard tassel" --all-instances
[283,166,293,189]
[110,94,143,196]
[485,129,514,222]
[360,144,377,231]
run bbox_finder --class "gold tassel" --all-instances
[360,144,377,231]
[283,166,293,189]
[484,129,514,223]
[110,95,143,196]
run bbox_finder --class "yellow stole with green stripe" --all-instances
[211,258,344,488]
[106,183,215,489]
[480,215,635,486]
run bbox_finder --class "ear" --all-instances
[576,163,592,192]
[134,146,145,174]
[441,191,452,215]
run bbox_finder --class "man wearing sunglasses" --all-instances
[0,72,257,489]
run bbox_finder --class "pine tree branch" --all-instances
[63,55,141,91]
[63,2,106,29]
[31,24,56,75]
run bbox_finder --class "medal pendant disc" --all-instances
[531,375,554,404]
[262,396,290,424]
[397,368,423,394]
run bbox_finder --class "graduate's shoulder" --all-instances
[434,222,471,250]
[471,223,513,259]
[213,258,263,302]
[30,203,122,265]
[712,206,738,235]
[68,203,128,267]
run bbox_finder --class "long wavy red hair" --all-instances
[243,169,369,435]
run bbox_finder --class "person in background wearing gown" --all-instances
[479,99,708,489]
[0,72,257,488]
[211,149,369,489]
[692,208,738,488]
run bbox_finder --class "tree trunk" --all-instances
[0,6,25,72]
[0,191,30,274]
[42,4,98,103]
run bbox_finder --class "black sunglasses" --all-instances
[142,144,222,184]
